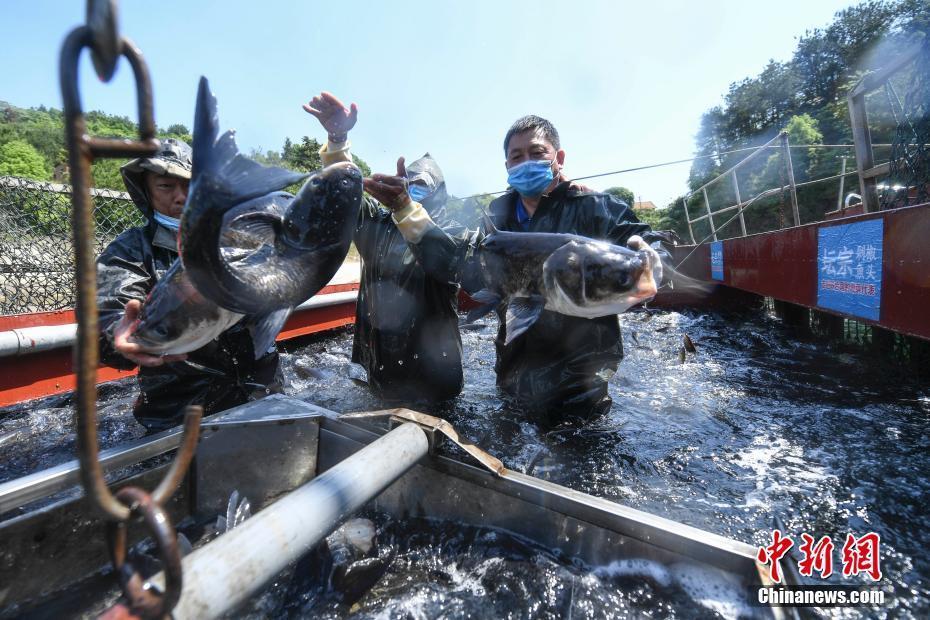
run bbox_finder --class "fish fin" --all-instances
[504,296,545,345]
[192,77,308,203]
[249,306,292,359]
[478,207,499,235]
[226,211,283,246]
[465,289,501,322]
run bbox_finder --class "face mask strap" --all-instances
[153,211,181,231]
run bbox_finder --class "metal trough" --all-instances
[0,396,796,618]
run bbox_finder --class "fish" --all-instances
[181,77,363,316]
[129,259,246,354]
[466,219,663,345]
[130,77,363,358]
[683,334,697,353]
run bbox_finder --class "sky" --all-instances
[2,0,859,208]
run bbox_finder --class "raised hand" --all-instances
[302,92,358,143]
[363,157,412,212]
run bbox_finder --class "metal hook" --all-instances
[86,0,120,82]
[106,487,184,619]
[60,7,201,525]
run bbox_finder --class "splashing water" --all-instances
[3,307,929,617]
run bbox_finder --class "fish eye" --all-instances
[310,177,322,187]
[340,179,349,187]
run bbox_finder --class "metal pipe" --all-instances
[147,422,429,619]
[836,156,848,211]
[0,324,78,357]
[0,291,358,359]
[781,133,801,226]
[731,171,747,236]
[687,132,785,198]
[293,290,359,312]
[702,187,717,241]
[848,91,877,213]
[0,423,186,515]
[681,197,696,244]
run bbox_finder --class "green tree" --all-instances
[91,158,127,191]
[0,140,49,179]
[604,186,635,207]
[633,207,667,230]
[668,0,927,241]
[445,193,496,227]
[164,123,190,137]
[282,136,324,172]
[351,154,371,177]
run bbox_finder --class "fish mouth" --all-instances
[127,328,166,354]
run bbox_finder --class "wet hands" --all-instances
[113,299,187,367]
[302,92,358,143]
[364,157,413,212]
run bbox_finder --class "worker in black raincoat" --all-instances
[96,139,283,431]
[368,115,672,425]
[304,92,466,403]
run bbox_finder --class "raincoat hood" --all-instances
[120,138,193,217]
[406,153,448,217]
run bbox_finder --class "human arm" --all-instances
[365,157,475,287]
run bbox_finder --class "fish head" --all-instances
[542,235,662,318]
[129,264,204,354]
[282,162,364,249]
[127,261,241,355]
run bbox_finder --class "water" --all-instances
[279,309,930,618]
[236,514,750,620]
[2,308,929,617]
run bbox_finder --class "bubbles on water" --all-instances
[6,306,929,615]
[670,563,755,620]
[593,558,672,587]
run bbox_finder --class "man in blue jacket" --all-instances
[368,115,664,425]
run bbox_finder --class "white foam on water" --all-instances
[594,558,761,619]
[735,436,836,509]
[670,563,757,620]
[592,558,672,587]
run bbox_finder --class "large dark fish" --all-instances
[468,220,663,344]
[130,77,363,357]
[181,77,363,316]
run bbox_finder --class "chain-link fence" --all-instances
[881,43,930,210]
[0,176,144,314]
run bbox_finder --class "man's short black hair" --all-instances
[503,115,560,155]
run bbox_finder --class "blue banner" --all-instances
[817,219,883,320]
[710,241,724,281]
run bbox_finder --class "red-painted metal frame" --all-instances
[0,283,359,408]
[669,202,930,341]
[4,202,929,408]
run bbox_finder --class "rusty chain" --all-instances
[60,1,202,617]
[106,488,185,618]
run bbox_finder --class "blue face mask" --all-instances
[153,211,181,231]
[507,157,556,197]
[408,184,431,202]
